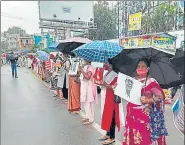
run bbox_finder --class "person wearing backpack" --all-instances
[9,51,18,78]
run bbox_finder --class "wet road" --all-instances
[1,66,102,145]
[1,65,184,145]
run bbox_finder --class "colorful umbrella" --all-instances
[36,50,49,61]
[72,40,123,63]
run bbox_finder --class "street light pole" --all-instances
[53,14,57,42]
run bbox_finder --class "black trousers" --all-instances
[106,110,116,139]
[62,75,68,100]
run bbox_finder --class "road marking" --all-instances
[30,70,122,145]
[79,112,122,145]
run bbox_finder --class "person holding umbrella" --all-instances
[122,58,168,145]
[72,40,123,126]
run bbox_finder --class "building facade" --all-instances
[2,28,27,50]
[17,36,34,49]
[1,37,8,51]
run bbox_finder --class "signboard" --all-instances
[34,35,42,46]
[115,73,142,105]
[152,35,176,50]
[68,58,79,75]
[128,12,142,31]
[172,85,184,136]
[105,39,120,44]
[168,30,184,49]
[39,1,94,22]
[120,33,176,54]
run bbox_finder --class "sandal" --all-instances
[81,118,89,122]
[64,99,68,103]
[72,111,79,114]
[98,136,110,141]
[83,121,94,125]
[102,139,115,145]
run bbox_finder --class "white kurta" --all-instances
[57,60,70,88]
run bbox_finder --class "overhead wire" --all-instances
[1,12,39,22]
[1,12,40,33]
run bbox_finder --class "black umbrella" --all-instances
[110,47,181,89]
[56,37,92,54]
[162,49,185,88]
[57,42,84,54]
[170,49,185,75]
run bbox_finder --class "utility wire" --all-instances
[1,12,39,22]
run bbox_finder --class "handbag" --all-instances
[114,95,121,104]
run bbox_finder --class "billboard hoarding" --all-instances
[39,1,94,22]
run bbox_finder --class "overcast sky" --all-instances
[1,1,116,34]
[1,1,40,34]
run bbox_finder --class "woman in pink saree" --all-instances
[123,58,168,145]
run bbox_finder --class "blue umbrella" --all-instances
[72,40,123,62]
[36,50,49,61]
[22,49,31,54]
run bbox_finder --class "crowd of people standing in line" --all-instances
[36,53,169,145]
[4,51,181,145]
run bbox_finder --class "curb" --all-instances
[31,70,122,145]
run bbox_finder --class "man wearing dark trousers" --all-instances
[9,51,18,78]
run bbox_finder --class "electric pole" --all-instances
[53,14,57,42]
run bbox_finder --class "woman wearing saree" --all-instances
[100,63,125,145]
[123,58,168,145]
[68,58,81,114]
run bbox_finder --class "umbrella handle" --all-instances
[104,50,108,63]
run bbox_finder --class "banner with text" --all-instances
[128,12,142,31]
[120,33,176,55]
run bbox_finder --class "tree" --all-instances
[89,2,118,40]
[141,3,177,34]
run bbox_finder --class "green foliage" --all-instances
[89,2,118,40]
[141,3,176,34]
